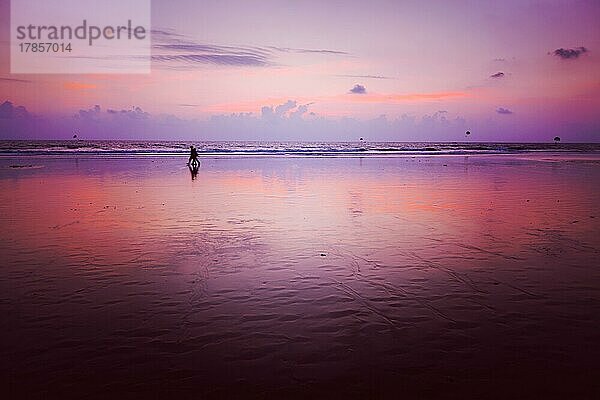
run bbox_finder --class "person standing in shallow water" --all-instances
[187,145,199,166]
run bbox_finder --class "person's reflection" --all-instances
[188,163,199,180]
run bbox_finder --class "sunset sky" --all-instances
[1,0,599,141]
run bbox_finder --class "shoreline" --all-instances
[1,151,600,160]
[0,140,598,159]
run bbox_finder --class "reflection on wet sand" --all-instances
[188,162,200,180]
[0,155,599,398]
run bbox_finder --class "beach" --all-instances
[1,152,599,398]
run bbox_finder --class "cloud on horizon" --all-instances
[2,99,597,143]
[349,84,367,94]
[0,95,600,142]
[0,101,31,119]
[0,99,472,142]
[261,100,298,119]
[551,47,589,60]
[496,107,513,115]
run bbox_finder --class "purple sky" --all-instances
[1,0,599,141]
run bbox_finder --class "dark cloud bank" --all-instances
[2,99,597,142]
[0,99,476,142]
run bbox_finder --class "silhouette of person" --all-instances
[187,145,199,167]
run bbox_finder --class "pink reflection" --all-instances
[0,155,599,398]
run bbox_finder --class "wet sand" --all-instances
[1,154,599,398]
